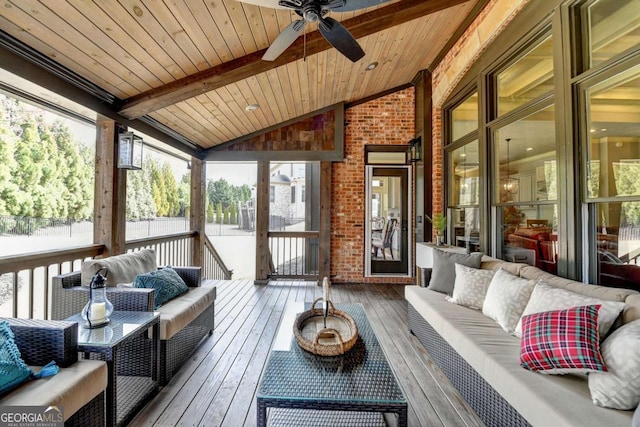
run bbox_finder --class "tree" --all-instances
[208,178,233,209]
[206,200,214,223]
[161,162,180,216]
[0,106,19,216]
[216,203,223,224]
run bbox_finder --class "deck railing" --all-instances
[204,235,234,280]
[0,232,233,319]
[268,231,319,280]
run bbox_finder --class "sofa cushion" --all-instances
[157,286,216,340]
[133,267,189,309]
[514,282,625,338]
[589,319,640,410]
[482,268,536,334]
[520,305,606,375]
[0,321,32,395]
[427,249,483,294]
[405,286,633,426]
[81,249,157,287]
[447,263,495,310]
[0,360,107,421]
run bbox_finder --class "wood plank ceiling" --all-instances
[0,0,480,153]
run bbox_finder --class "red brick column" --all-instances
[330,88,415,284]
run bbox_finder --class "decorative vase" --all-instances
[81,267,113,329]
[436,233,445,246]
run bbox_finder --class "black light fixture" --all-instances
[501,138,518,195]
[409,137,422,163]
[118,132,143,170]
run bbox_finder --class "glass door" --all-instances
[365,166,411,276]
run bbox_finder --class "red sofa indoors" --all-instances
[507,227,557,274]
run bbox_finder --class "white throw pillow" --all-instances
[514,282,625,338]
[482,268,536,334]
[447,263,495,310]
[589,319,640,410]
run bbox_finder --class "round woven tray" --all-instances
[293,299,359,356]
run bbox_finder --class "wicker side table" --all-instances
[66,311,160,427]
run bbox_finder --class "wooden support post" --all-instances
[255,160,270,285]
[94,115,126,256]
[318,161,332,284]
[190,157,205,268]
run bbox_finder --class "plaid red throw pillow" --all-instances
[520,304,607,374]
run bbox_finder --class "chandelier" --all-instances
[501,138,518,195]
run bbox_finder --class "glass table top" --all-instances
[65,311,159,348]
[258,302,406,404]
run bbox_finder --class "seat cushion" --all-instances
[0,360,107,421]
[157,286,216,340]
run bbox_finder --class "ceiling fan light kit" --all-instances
[238,0,390,62]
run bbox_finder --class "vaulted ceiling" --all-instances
[0,0,482,156]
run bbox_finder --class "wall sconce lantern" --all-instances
[118,132,143,170]
[409,137,422,163]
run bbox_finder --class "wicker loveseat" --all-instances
[0,318,107,426]
[407,254,640,427]
[50,249,216,385]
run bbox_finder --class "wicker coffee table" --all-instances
[257,302,407,426]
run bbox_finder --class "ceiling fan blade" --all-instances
[330,0,391,13]
[318,17,365,62]
[262,20,305,61]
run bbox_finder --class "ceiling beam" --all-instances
[117,0,471,119]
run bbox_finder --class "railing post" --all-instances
[255,160,270,285]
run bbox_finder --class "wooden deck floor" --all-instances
[129,280,485,427]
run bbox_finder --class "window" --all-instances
[269,185,275,203]
[452,92,478,141]
[497,35,553,117]
[495,105,558,272]
[580,0,640,70]
[449,140,481,251]
[583,65,640,289]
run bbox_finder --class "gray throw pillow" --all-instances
[427,249,483,294]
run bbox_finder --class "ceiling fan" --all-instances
[236,0,390,62]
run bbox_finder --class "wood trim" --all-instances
[255,161,271,282]
[117,0,472,119]
[205,103,345,162]
[0,245,104,276]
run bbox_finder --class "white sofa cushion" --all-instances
[447,263,495,310]
[482,268,536,334]
[81,249,157,287]
[589,319,640,410]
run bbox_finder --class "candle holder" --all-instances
[81,267,113,329]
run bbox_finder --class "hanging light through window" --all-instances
[501,138,518,196]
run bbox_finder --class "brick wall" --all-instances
[429,0,528,218]
[330,88,415,284]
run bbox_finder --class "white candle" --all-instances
[90,302,106,322]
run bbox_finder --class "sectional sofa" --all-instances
[406,252,640,427]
